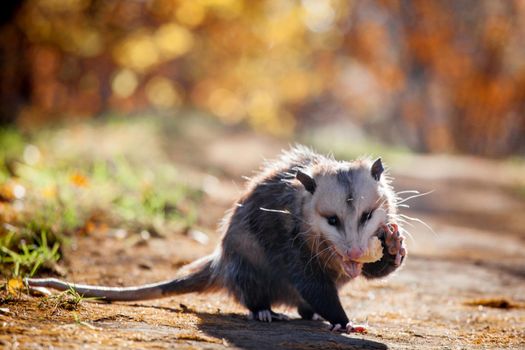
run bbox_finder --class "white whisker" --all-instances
[399,227,415,244]
[304,238,333,271]
[396,190,421,195]
[397,190,435,205]
[387,215,416,243]
[322,249,339,272]
[399,213,437,237]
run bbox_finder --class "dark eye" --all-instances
[360,210,373,225]
[326,216,339,226]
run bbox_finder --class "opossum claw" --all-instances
[330,323,343,332]
[248,310,289,323]
[347,323,368,334]
[384,222,406,262]
[312,313,323,321]
[331,322,368,334]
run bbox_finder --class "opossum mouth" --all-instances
[334,223,396,278]
[333,249,363,279]
[341,260,363,278]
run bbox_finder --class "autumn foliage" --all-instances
[0,0,524,156]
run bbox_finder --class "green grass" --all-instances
[0,116,203,278]
[38,286,101,313]
[0,231,60,277]
[0,127,25,182]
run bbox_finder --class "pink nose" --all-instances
[347,247,364,260]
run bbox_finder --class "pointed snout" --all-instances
[346,246,364,261]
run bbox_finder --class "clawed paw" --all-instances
[381,223,406,266]
[330,323,368,334]
[311,313,323,321]
[248,310,290,323]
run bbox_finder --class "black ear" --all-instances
[296,170,316,194]
[371,158,384,181]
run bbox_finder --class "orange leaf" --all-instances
[7,278,23,295]
[70,172,89,188]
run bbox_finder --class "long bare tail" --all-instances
[24,255,219,301]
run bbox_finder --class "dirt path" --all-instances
[2,132,524,349]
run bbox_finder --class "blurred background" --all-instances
[1,0,524,156]
[1,2,525,348]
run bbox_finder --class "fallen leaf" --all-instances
[7,278,23,295]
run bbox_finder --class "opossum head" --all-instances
[296,158,396,278]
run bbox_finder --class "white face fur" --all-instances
[301,160,394,260]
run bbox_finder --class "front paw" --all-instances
[330,323,368,334]
[382,223,407,266]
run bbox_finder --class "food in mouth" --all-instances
[337,234,385,278]
[353,236,383,264]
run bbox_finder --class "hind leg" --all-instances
[224,255,288,323]
[248,310,290,322]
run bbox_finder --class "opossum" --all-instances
[25,146,406,333]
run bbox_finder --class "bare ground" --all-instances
[1,132,524,349]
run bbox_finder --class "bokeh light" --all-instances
[0,0,523,155]
[112,69,139,99]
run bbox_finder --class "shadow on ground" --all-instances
[122,303,387,349]
[196,312,387,350]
